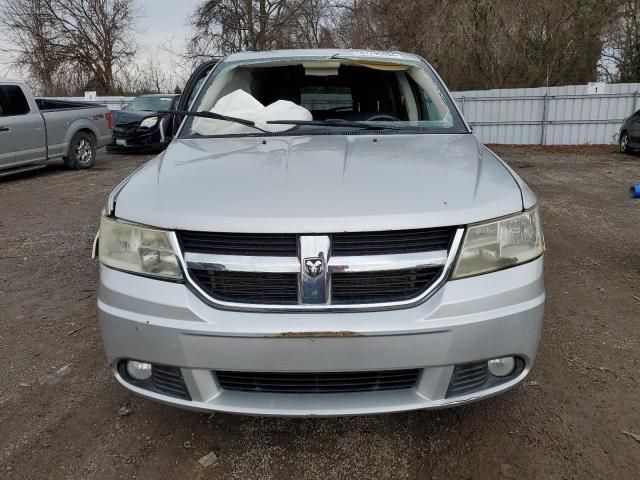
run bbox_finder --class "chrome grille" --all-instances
[175,227,463,311]
[216,369,421,394]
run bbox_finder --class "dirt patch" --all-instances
[0,148,639,479]
[487,144,620,155]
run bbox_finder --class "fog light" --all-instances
[126,360,152,380]
[487,357,515,377]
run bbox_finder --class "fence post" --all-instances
[460,96,466,115]
[633,90,639,114]
[540,94,549,145]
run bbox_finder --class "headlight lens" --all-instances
[452,207,544,279]
[140,116,158,128]
[99,216,182,280]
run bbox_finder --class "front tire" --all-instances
[619,131,632,154]
[64,132,96,169]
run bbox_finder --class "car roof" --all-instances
[223,48,423,64]
[138,93,179,98]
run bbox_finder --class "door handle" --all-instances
[0,126,9,132]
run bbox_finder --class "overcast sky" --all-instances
[139,0,200,57]
[0,0,202,80]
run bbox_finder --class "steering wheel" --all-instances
[365,114,400,122]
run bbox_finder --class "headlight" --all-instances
[140,116,158,128]
[98,216,182,280]
[452,207,544,279]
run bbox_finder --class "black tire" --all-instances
[64,131,96,169]
[619,131,632,154]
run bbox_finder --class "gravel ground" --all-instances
[0,145,639,479]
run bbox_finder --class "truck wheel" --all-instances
[64,132,96,169]
[619,131,632,154]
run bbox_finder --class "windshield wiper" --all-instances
[266,119,407,131]
[159,110,267,132]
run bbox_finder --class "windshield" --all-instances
[180,56,467,138]
[124,96,176,112]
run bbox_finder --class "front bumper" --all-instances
[98,257,544,416]
[109,127,162,150]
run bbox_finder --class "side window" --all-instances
[0,85,31,117]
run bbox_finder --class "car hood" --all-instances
[114,134,525,233]
[112,109,160,125]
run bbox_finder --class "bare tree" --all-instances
[185,0,336,59]
[3,0,636,94]
[0,0,66,94]
[0,0,140,94]
[116,54,177,94]
[335,0,619,90]
[602,0,640,82]
[43,0,140,93]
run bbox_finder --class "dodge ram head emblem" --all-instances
[304,258,324,278]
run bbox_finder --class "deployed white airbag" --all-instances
[191,89,312,135]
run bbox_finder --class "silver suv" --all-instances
[96,49,545,416]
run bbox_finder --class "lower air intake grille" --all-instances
[190,269,299,304]
[216,369,421,394]
[331,267,442,304]
[151,366,191,399]
[446,362,489,398]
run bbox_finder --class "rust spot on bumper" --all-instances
[276,331,360,338]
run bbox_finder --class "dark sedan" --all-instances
[109,94,180,152]
[619,108,640,154]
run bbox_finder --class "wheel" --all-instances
[64,131,96,169]
[619,131,632,154]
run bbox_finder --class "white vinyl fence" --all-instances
[452,83,640,145]
[44,82,640,145]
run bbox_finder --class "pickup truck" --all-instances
[0,79,112,177]
[96,49,545,416]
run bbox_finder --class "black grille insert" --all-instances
[331,227,455,256]
[446,362,489,398]
[151,366,191,399]
[178,231,297,257]
[216,369,421,394]
[331,267,442,304]
[190,269,299,304]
